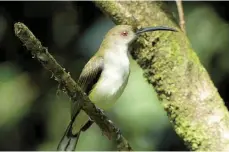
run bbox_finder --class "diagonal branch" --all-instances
[14,22,132,151]
[94,1,229,151]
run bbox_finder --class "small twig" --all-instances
[176,0,186,33]
[14,22,132,151]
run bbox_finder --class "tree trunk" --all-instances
[94,1,229,151]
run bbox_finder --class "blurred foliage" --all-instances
[0,62,38,129]
[0,1,229,151]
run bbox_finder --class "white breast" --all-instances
[89,47,130,109]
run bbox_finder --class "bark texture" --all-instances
[94,1,229,151]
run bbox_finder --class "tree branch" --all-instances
[94,1,229,151]
[176,0,186,33]
[14,22,132,151]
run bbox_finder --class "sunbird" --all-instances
[57,25,177,151]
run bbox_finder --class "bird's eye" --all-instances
[121,31,128,37]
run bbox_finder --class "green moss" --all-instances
[164,103,205,150]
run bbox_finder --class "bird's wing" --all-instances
[71,56,104,120]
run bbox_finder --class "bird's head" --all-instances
[102,25,177,47]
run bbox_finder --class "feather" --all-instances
[71,56,104,119]
[57,56,104,151]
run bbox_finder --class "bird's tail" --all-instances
[57,121,81,151]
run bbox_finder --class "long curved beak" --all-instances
[136,26,177,35]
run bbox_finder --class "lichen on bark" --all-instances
[95,1,229,151]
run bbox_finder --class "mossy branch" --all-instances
[14,22,132,151]
[94,1,229,151]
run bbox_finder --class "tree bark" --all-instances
[94,1,229,151]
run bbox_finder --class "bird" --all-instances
[57,25,177,151]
